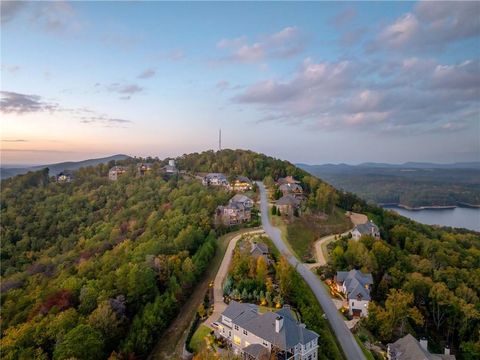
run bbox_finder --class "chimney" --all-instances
[419,338,428,351]
[275,316,284,333]
[444,346,450,355]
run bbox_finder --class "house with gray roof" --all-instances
[217,301,319,360]
[230,194,254,209]
[387,334,455,360]
[203,173,228,187]
[351,220,380,240]
[335,270,373,317]
[275,194,301,216]
[279,183,303,196]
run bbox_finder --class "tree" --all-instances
[88,301,122,346]
[256,256,268,283]
[271,205,277,215]
[197,303,206,319]
[53,324,104,360]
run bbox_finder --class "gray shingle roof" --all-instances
[243,343,270,358]
[275,195,300,206]
[353,221,379,235]
[230,194,252,205]
[221,301,318,350]
[236,176,252,183]
[336,270,373,301]
[388,334,456,360]
[251,242,269,256]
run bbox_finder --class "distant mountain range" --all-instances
[1,154,130,179]
[297,161,480,172]
[297,161,480,208]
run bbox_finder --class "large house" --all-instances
[335,270,373,317]
[162,159,178,175]
[279,183,303,196]
[217,301,319,360]
[275,195,301,216]
[203,173,228,187]
[387,334,455,360]
[109,166,127,181]
[351,221,380,240]
[137,163,153,176]
[231,176,253,192]
[216,195,253,226]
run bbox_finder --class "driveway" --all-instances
[205,229,265,328]
[257,182,366,360]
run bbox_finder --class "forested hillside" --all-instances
[1,149,479,359]
[0,160,230,359]
[299,163,480,207]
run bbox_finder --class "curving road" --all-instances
[257,182,365,360]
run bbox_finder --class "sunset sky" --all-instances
[1,1,479,165]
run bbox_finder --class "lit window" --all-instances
[233,335,241,345]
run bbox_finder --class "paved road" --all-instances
[257,182,366,360]
[205,229,265,328]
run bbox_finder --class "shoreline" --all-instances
[381,203,480,211]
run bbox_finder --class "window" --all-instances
[243,330,248,335]
[234,325,239,331]
[233,335,241,345]
[263,341,268,347]
[352,301,355,306]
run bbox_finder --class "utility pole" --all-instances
[219,128,222,151]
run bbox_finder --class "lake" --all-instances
[383,206,480,232]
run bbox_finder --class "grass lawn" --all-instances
[189,324,212,353]
[286,208,352,262]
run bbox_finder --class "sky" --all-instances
[1,1,479,165]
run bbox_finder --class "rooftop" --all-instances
[336,269,373,301]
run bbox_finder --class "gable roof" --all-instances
[235,175,252,183]
[353,221,379,235]
[251,242,269,256]
[109,165,126,172]
[279,183,303,192]
[275,194,300,207]
[277,176,300,185]
[230,194,252,205]
[389,334,456,360]
[336,270,373,301]
[221,301,318,350]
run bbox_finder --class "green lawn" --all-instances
[286,208,352,262]
[189,324,212,353]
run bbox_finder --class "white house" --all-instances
[351,220,380,240]
[108,166,127,181]
[217,301,319,360]
[335,270,373,317]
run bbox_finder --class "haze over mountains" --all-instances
[0,154,130,179]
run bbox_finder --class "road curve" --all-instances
[257,182,366,360]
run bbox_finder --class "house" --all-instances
[109,166,127,181]
[275,195,301,216]
[279,183,303,196]
[250,242,269,259]
[56,172,73,183]
[277,176,300,185]
[217,301,319,360]
[230,194,254,209]
[137,163,153,176]
[162,159,178,175]
[335,270,373,317]
[231,176,253,192]
[217,202,251,226]
[351,220,380,240]
[387,334,455,360]
[203,173,228,187]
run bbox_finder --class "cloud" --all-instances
[340,26,369,46]
[2,139,28,143]
[370,1,480,51]
[332,8,357,27]
[216,80,230,91]
[137,68,156,79]
[216,26,306,63]
[0,91,58,114]
[30,1,84,34]
[1,1,28,24]
[232,56,480,134]
[1,91,133,128]
[105,83,144,98]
